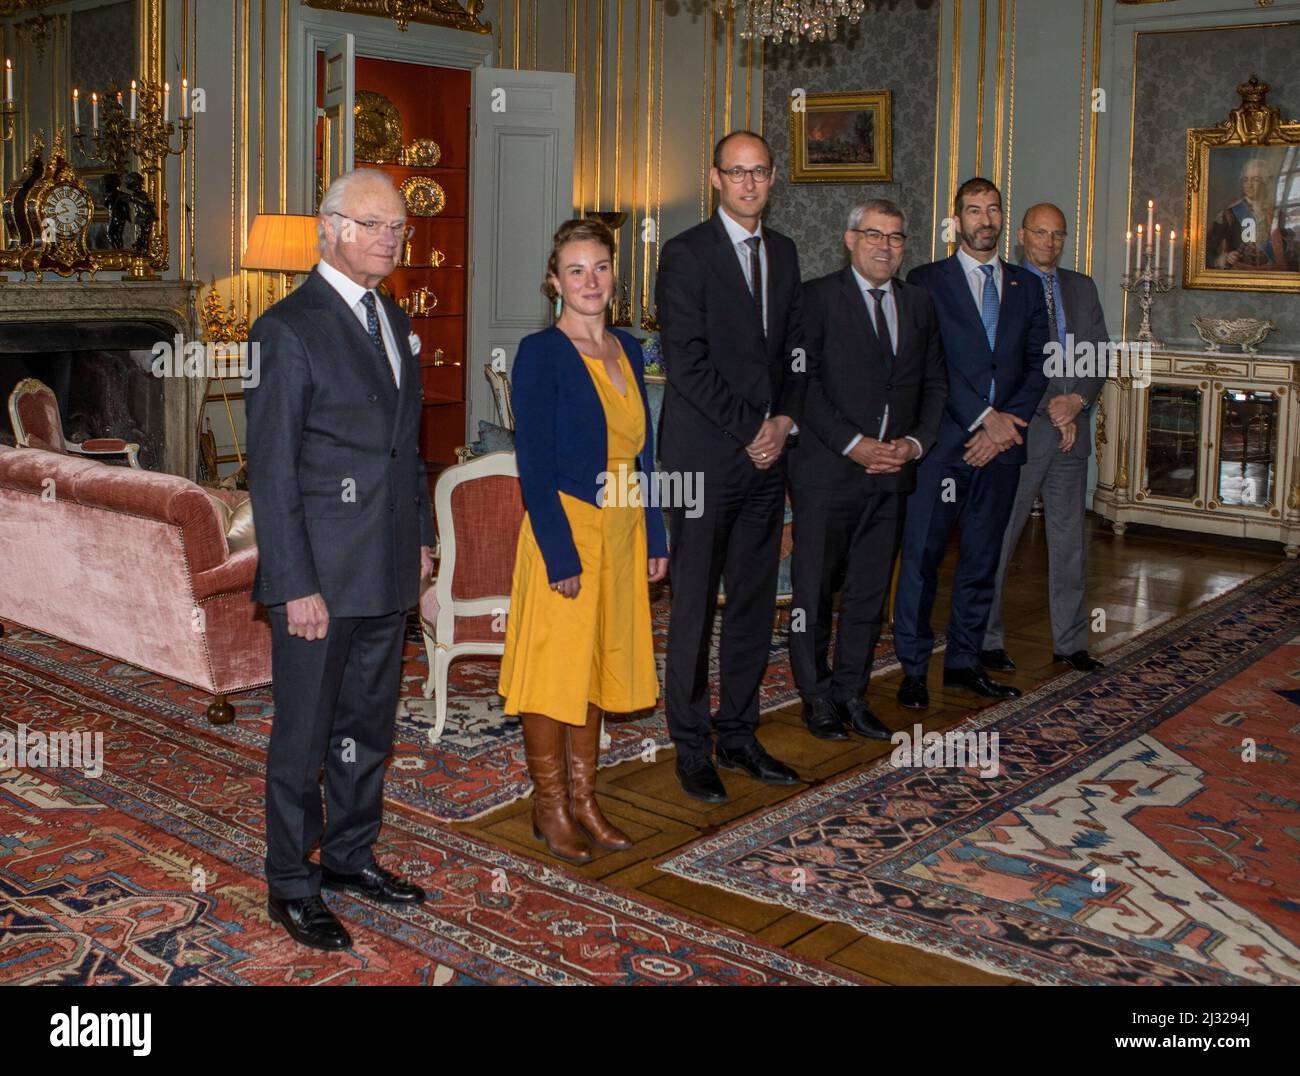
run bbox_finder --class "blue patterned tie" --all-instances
[979,263,998,401]
[1043,273,1061,347]
[361,291,396,385]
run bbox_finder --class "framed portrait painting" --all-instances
[789,90,892,184]
[1184,75,1300,292]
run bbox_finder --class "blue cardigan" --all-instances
[512,324,670,583]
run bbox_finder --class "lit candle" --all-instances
[1154,223,1161,272]
[1168,229,1176,274]
[72,87,80,127]
[91,91,99,131]
[4,59,11,102]
[129,79,137,121]
[1146,199,1154,247]
[181,77,188,119]
[1136,224,1144,269]
[163,81,169,123]
[1125,230,1132,274]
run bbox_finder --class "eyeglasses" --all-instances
[851,227,907,248]
[1025,228,1068,242]
[332,213,415,240]
[717,165,774,183]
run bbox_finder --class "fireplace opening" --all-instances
[0,319,174,469]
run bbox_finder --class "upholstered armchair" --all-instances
[420,450,524,743]
[7,378,142,468]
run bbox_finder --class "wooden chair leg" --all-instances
[206,693,235,725]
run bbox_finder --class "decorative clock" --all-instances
[30,150,96,277]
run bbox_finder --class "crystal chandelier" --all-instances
[715,0,867,44]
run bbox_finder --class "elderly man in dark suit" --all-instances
[894,177,1050,710]
[246,168,435,951]
[980,203,1109,675]
[655,129,805,803]
[789,198,947,741]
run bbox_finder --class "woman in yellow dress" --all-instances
[499,219,669,863]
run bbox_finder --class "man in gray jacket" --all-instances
[980,202,1109,674]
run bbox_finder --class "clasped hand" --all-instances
[848,436,917,474]
[963,410,1027,467]
[747,416,793,469]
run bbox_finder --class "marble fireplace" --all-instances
[0,281,203,478]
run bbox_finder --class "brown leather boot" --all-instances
[520,713,591,863]
[568,706,633,850]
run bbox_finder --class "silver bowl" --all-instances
[1191,316,1276,354]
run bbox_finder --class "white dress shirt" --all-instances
[955,247,1003,431]
[842,269,923,462]
[315,258,402,387]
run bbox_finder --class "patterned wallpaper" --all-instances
[761,0,941,282]
[1133,24,1300,352]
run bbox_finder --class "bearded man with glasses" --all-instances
[246,168,434,951]
[655,129,806,803]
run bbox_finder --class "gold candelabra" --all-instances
[73,78,191,175]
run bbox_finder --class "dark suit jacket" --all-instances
[245,267,434,618]
[654,211,804,482]
[1031,264,1109,460]
[790,267,948,493]
[511,325,669,585]
[905,254,1049,467]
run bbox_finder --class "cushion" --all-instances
[468,420,515,456]
[204,489,257,554]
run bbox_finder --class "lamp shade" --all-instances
[242,213,320,273]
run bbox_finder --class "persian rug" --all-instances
[659,562,1300,986]
[0,599,920,822]
[0,668,862,986]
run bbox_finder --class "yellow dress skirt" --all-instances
[498,348,660,727]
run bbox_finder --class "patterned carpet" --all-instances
[0,649,862,986]
[0,598,916,822]
[659,562,1300,986]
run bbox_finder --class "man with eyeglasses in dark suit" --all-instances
[788,198,947,740]
[655,130,806,803]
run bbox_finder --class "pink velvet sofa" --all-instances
[0,444,271,723]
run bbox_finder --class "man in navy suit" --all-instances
[247,169,435,951]
[893,177,1049,709]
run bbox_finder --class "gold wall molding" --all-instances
[929,0,944,261]
[1001,0,1016,260]
[974,0,985,176]
[1084,0,1101,275]
[301,0,492,35]
[947,0,961,221]
[991,0,1005,188]
[1074,0,1088,271]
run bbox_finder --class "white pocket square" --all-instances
[408,332,422,356]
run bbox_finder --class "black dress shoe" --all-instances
[839,697,891,739]
[802,698,849,741]
[978,647,1016,672]
[897,675,929,710]
[942,666,1021,699]
[1054,650,1105,672]
[675,755,728,802]
[716,741,801,785]
[267,894,352,951]
[320,862,426,904]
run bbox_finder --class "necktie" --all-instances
[867,288,895,364]
[1042,273,1061,347]
[744,235,765,336]
[361,291,397,385]
[979,263,998,401]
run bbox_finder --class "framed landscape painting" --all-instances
[789,90,892,184]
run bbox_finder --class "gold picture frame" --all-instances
[1183,75,1300,293]
[788,90,891,185]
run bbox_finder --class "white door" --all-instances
[468,69,575,437]
[320,33,355,198]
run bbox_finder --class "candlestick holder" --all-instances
[1121,245,1175,349]
[1,98,15,142]
[73,79,191,176]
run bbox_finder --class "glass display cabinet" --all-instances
[1093,348,1300,556]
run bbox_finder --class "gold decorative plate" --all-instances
[407,138,442,167]
[354,91,403,163]
[401,176,446,217]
